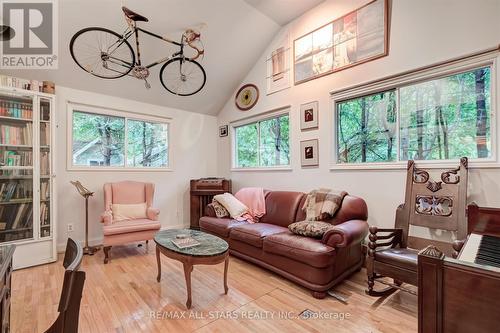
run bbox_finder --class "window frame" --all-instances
[67,102,171,171]
[230,106,292,171]
[330,49,499,170]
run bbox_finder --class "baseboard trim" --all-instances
[56,223,188,253]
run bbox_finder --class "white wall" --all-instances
[216,0,500,238]
[56,86,218,250]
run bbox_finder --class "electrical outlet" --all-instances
[67,224,74,232]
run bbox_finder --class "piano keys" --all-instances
[458,233,500,268]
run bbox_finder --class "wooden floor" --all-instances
[12,243,417,333]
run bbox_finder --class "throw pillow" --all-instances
[212,198,230,218]
[213,193,249,218]
[112,203,148,222]
[288,221,334,238]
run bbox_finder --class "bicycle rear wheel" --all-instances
[159,58,206,96]
[70,27,135,79]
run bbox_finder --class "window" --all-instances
[70,105,169,169]
[335,64,493,166]
[234,112,290,168]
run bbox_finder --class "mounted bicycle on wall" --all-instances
[70,7,206,96]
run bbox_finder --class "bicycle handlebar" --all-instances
[183,29,204,61]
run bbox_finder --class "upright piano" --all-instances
[418,203,500,333]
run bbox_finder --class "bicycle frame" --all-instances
[110,23,185,70]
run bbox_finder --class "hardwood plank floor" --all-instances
[12,243,417,333]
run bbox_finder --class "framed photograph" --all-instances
[300,139,319,167]
[300,101,319,131]
[294,0,388,84]
[266,30,291,95]
[219,125,228,137]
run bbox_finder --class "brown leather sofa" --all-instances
[199,190,368,299]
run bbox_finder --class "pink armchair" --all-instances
[100,181,161,263]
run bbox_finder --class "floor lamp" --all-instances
[70,180,100,255]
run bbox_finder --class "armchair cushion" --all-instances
[111,203,147,221]
[103,218,160,236]
[322,219,368,248]
[374,248,418,271]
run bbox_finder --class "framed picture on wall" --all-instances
[219,125,228,137]
[293,0,388,84]
[300,139,319,167]
[300,101,319,130]
[266,30,291,95]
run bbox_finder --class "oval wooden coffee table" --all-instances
[154,229,229,309]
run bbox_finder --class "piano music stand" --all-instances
[70,181,100,255]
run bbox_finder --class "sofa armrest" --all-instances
[322,219,368,248]
[100,210,113,226]
[205,203,217,218]
[147,207,160,221]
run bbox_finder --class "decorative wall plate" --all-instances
[235,84,259,111]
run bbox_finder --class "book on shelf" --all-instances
[1,150,33,166]
[40,202,50,225]
[0,123,32,145]
[0,203,33,232]
[0,75,43,92]
[0,181,33,202]
[0,100,33,119]
[40,151,50,175]
[40,181,50,201]
[40,123,50,146]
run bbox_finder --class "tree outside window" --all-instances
[336,67,491,164]
[235,114,290,168]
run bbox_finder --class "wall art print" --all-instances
[294,0,388,84]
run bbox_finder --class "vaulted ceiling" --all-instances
[1,0,324,115]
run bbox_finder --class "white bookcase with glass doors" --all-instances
[0,86,56,269]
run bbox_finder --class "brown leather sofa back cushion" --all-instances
[294,194,368,225]
[260,191,305,227]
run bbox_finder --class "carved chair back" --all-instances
[396,157,468,248]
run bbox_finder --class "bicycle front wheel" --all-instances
[70,27,135,79]
[159,58,206,96]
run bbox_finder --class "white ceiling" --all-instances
[1,0,324,115]
[243,0,325,26]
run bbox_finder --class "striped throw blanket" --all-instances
[302,188,348,221]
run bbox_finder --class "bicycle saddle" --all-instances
[122,6,149,22]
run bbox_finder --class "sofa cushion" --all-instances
[259,191,305,227]
[263,231,336,268]
[211,199,229,218]
[230,223,288,248]
[199,216,248,238]
[374,248,418,272]
[214,193,249,218]
[103,219,160,236]
[288,221,335,238]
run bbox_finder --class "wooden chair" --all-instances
[45,238,85,333]
[366,157,468,296]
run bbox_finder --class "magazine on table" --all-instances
[171,236,200,249]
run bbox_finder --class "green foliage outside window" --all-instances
[235,114,290,168]
[337,67,491,164]
[72,111,169,168]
